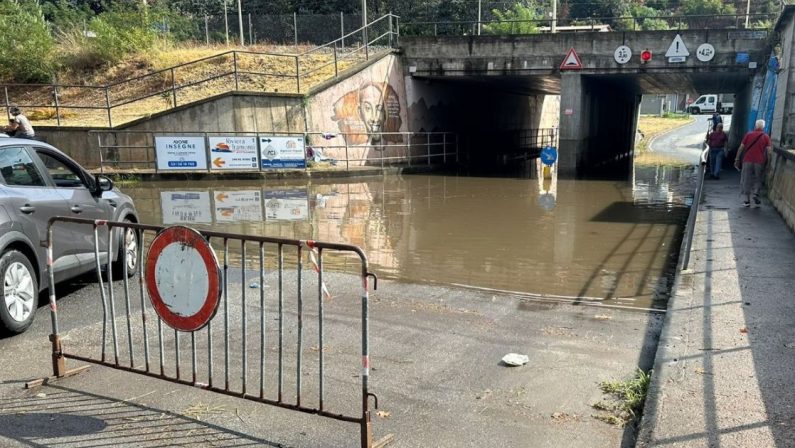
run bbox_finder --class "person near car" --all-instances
[7,107,34,139]
[706,122,728,179]
[3,119,17,137]
[711,112,723,131]
[734,119,772,208]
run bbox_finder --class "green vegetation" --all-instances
[483,3,543,35]
[592,368,652,427]
[0,0,57,82]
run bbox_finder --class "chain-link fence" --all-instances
[180,12,367,46]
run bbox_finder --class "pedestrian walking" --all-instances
[734,119,771,208]
[7,107,34,139]
[711,111,723,131]
[706,123,728,179]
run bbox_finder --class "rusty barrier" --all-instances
[40,216,390,448]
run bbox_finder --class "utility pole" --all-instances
[224,0,229,45]
[237,0,244,46]
[551,0,557,33]
[477,0,482,35]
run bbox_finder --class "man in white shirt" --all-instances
[8,107,34,138]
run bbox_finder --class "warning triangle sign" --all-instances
[665,34,690,57]
[560,48,582,70]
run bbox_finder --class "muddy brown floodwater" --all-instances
[125,163,695,310]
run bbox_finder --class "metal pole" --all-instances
[389,13,393,47]
[333,45,338,77]
[4,86,9,119]
[362,0,368,58]
[237,0,244,46]
[205,15,209,45]
[295,56,301,93]
[682,162,706,270]
[224,0,229,45]
[104,87,112,127]
[340,12,345,49]
[293,12,298,46]
[248,13,253,44]
[233,52,239,90]
[745,0,751,28]
[551,0,557,33]
[53,85,61,127]
[171,68,177,107]
[427,133,431,165]
[477,0,482,35]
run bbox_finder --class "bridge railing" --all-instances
[401,13,776,36]
[1,14,400,129]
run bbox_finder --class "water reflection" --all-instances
[126,164,694,310]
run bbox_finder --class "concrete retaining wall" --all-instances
[768,149,795,231]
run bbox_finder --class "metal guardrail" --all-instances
[90,130,458,173]
[681,144,709,270]
[401,13,776,36]
[42,216,389,447]
[2,14,399,128]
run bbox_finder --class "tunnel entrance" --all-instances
[408,70,756,178]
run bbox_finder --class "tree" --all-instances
[630,4,670,30]
[0,0,57,82]
[482,2,544,35]
[679,0,737,16]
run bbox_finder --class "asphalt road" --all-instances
[649,114,732,164]
[0,268,664,447]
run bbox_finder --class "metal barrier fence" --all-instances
[2,14,399,128]
[401,13,776,36]
[42,216,389,447]
[90,130,458,173]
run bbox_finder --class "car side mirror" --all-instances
[94,175,114,195]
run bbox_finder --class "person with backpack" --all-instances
[734,119,772,208]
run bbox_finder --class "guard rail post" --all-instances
[53,85,61,127]
[171,68,177,107]
[682,160,707,270]
[333,46,339,77]
[426,133,431,165]
[233,52,240,91]
[407,133,412,167]
[104,87,113,128]
[443,133,447,164]
[295,56,301,93]
[3,86,9,118]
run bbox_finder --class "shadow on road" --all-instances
[0,384,285,447]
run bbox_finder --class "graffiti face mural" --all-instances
[332,82,402,146]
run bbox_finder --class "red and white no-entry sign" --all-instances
[145,226,222,332]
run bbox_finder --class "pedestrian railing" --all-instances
[89,129,458,173]
[40,216,391,448]
[2,14,399,128]
[401,13,775,36]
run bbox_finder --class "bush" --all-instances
[0,0,57,83]
[87,6,158,66]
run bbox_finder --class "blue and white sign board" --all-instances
[155,136,207,170]
[540,146,558,166]
[260,136,306,169]
[208,136,258,170]
[213,190,263,222]
[264,190,309,221]
[160,191,213,225]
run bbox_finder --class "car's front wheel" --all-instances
[112,220,139,279]
[0,250,38,335]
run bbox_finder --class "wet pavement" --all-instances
[125,164,695,310]
[649,114,732,164]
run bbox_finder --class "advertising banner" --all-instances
[213,190,263,222]
[208,136,259,170]
[260,136,306,169]
[264,189,309,221]
[155,136,207,170]
[160,191,213,224]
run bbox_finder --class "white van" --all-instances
[687,94,734,114]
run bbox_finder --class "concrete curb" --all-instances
[645,116,697,153]
[635,164,700,446]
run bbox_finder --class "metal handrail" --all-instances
[402,13,776,34]
[681,156,708,270]
[299,13,399,56]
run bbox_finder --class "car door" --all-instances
[706,95,716,112]
[0,145,80,283]
[30,148,114,272]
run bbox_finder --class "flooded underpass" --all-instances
[125,162,695,311]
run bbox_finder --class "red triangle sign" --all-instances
[560,48,583,70]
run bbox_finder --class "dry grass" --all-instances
[636,114,694,154]
[13,42,381,127]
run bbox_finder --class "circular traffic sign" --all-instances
[696,43,715,62]
[540,146,558,166]
[145,226,221,332]
[614,45,632,64]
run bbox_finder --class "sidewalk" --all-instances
[638,169,795,447]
